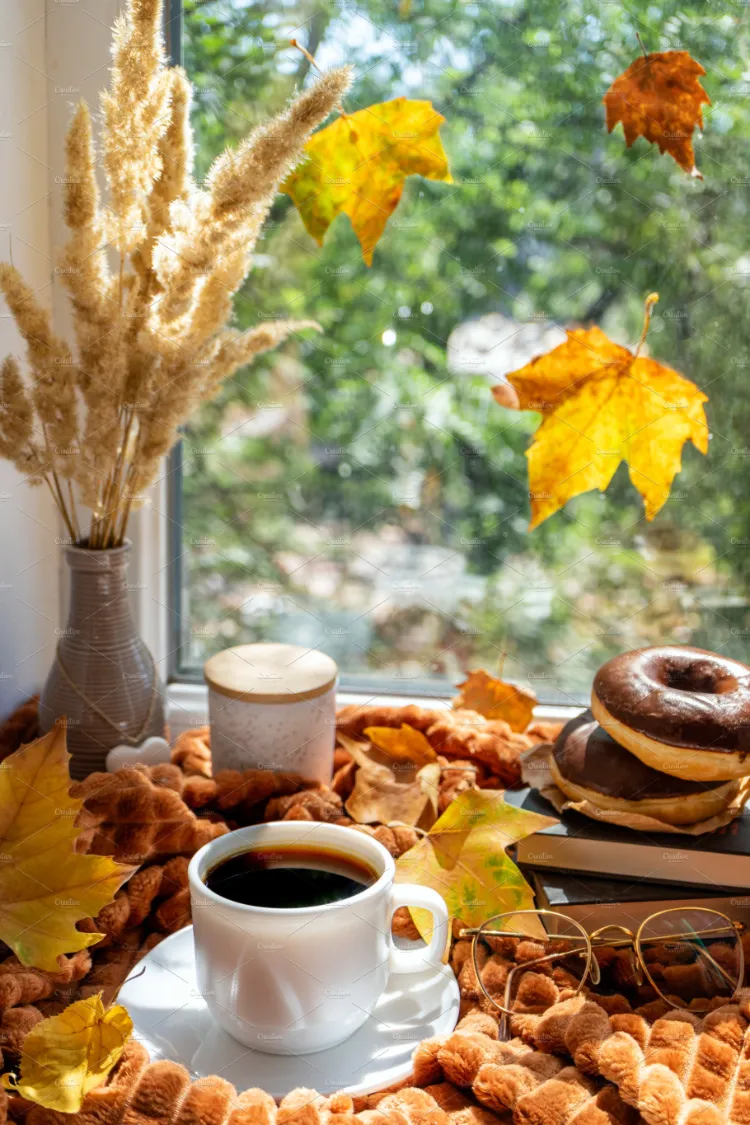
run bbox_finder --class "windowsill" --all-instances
[165,680,581,736]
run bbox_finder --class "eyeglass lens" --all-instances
[474,911,590,1014]
[637,908,742,1011]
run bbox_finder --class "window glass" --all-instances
[178,0,750,702]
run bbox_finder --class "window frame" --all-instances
[165,0,183,67]
[163,1,190,690]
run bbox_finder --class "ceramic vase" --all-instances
[38,541,165,778]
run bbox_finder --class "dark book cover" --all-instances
[520,866,739,908]
[505,786,750,888]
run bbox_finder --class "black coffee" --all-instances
[204,844,378,909]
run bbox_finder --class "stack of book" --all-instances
[506,786,750,925]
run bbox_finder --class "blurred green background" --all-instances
[177,0,750,702]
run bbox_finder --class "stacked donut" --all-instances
[550,646,750,826]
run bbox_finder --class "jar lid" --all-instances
[204,643,338,704]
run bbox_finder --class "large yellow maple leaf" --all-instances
[0,725,134,971]
[282,97,452,265]
[493,295,708,530]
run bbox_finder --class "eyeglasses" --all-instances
[459,907,745,1031]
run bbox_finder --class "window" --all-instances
[170,0,750,704]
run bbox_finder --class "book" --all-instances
[522,866,750,931]
[506,786,750,890]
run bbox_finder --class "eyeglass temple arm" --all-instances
[588,925,743,950]
[466,922,745,946]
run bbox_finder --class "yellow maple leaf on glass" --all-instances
[2,994,132,1112]
[282,97,452,264]
[395,789,557,941]
[0,725,134,971]
[493,294,708,530]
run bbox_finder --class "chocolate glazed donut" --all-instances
[550,711,737,825]
[592,646,750,781]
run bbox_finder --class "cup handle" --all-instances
[388,883,449,973]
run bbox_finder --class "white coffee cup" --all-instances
[187,821,449,1055]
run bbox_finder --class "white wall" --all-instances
[0,1,173,717]
[0,0,145,714]
[0,0,61,712]
[45,0,120,341]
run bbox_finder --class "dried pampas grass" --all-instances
[0,0,351,548]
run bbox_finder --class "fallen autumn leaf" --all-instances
[453,670,536,732]
[2,994,132,1112]
[340,733,440,828]
[395,788,557,941]
[0,725,134,971]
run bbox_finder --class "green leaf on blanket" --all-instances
[394,788,557,941]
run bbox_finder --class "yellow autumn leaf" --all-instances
[364,724,437,766]
[453,670,536,732]
[3,994,132,1113]
[395,789,556,941]
[0,725,134,971]
[282,97,452,265]
[492,294,708,529]
[340,733,440,828]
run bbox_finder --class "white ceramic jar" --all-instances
[204,642,338,783]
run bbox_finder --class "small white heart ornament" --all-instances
[106,736,171,772]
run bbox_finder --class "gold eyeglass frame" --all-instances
[460,906,745,1023]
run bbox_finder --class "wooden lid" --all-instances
[204,643,338,703]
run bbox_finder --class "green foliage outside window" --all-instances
[179,0,750,701]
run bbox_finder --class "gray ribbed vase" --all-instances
[38,542,165,778]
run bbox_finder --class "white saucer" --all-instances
[118,927,460,1098]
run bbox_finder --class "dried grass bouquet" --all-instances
[0,0,350,548]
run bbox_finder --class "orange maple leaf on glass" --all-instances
[492,295,709,530]
[603,49,710,178]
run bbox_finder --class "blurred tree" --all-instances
[179,0,750,700]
